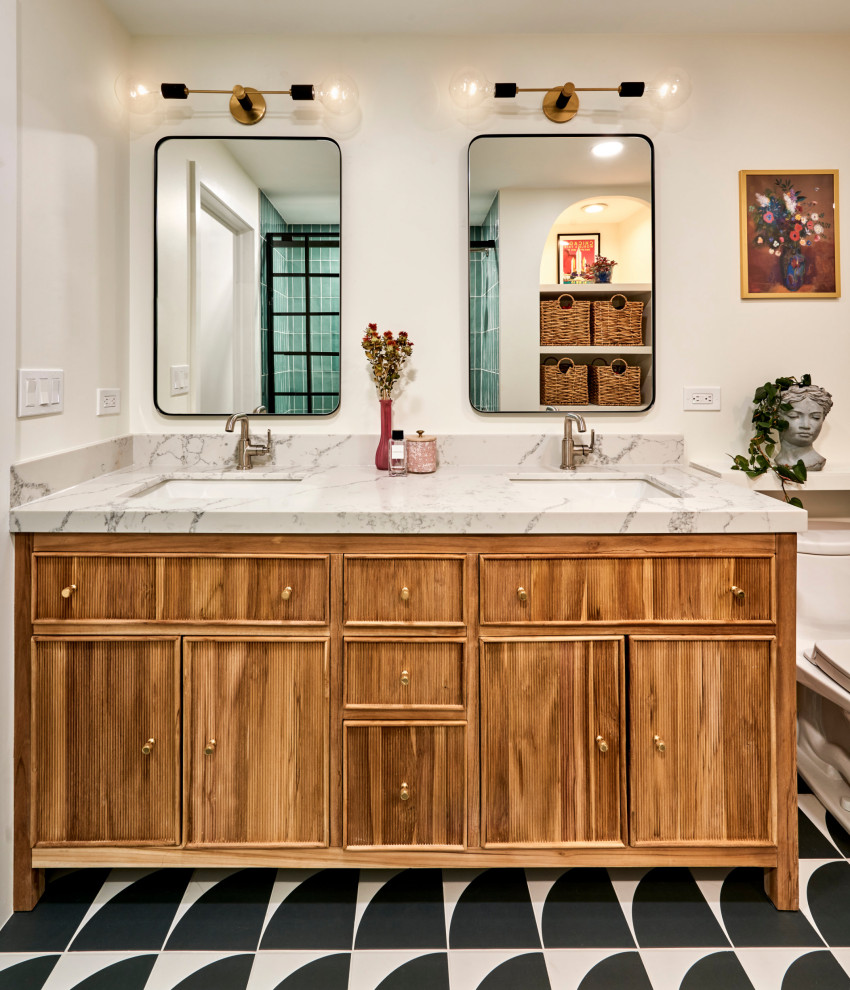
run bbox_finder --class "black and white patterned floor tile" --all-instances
[2,787,850,990]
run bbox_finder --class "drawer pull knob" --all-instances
[400,586,410,601]
[204,739,217,756]
[654,734,666,753]
[596,735,608,753]
[142,738,155,756]
[400,782,410,801]
[517,586,528,602]
[60,584,77,599]
[281,586,292,601]
[400,670,410,687]
[731,585,745,600]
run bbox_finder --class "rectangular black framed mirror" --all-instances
[468,134,655,413]
[155,136,341,416]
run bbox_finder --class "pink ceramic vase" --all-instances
[375,397,392,470]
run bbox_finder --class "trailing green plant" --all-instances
[730,374,811,508]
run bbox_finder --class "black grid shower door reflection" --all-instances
[264,231,340,414]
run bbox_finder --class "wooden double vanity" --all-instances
[14,530,798,911]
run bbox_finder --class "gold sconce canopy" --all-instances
[160,76,358,123]
[449,70,646,122]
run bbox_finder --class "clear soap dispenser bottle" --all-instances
[388,429,407,477]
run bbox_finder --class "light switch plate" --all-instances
[18,368,63,417]
[96,388,121,416]
[170,364,189,396]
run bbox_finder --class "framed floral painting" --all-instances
[557,233,600,283]
[739,170,840,298]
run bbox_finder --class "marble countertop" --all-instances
[10,448,805,536]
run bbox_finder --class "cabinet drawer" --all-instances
[481,556,648,624]
[344,639,465,711]
[344,722,466,848]
[160,556,329,623]
[344,556,465,625]
[481,556,773,624]
[34,555,157,621]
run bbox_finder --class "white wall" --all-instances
[17,0,130,461]
[156,139,260,413]
[127,33,849,464]
[0,0,17,925]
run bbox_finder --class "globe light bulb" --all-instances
[115,74,157,114]
[317,74,359,115]
[647,67,692,111]
[449,69,493,109]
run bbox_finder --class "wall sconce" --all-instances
[160,75,358,124]
[450,70,644,122]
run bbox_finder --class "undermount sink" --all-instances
[131,477,303,501]
[509,473,681,500]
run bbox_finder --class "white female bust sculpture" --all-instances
[778,384,833,471]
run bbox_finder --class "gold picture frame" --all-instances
[739,169,840,298]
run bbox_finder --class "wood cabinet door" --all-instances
[630,637,774,846]
[185,638,328,846]
[480,638,624,846]
[344,723,466,848]
[33,638,180,845]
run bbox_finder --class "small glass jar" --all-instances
[407,430,437,473]
[388,429,407,476]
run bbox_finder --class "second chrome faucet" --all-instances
[561,412,595,470]
[225,413,271,470]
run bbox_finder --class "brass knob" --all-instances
[654,734,666,753]
[60,584,77,599]
[142,738,155,756]
[204,739,217,756]
[400,782,410,801]
[281,586,292,601]
[400,670,410,686]
[400,586,410,601]
[731,585,745,600]
[517,586,528,602]
[596,735,609,753]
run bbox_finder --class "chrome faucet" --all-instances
[225,413,271,470]
[560,413,595,470]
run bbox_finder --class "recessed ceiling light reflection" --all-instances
[582,203,607,214]
[592,141,624,158]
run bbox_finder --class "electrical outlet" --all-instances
[18,369,63,417]
[96,388,121,416]
[683,387,721,411]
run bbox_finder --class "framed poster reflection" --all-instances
[557,233,600,283]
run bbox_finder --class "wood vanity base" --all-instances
[14,532,798,911]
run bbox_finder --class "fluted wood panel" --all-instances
[160,557,328,623]
[630,637,774,845]
[480,638,623,846]
[651,558,772,621]
[344,556,465,624]
[344,723,465,847]
[481,556,772,623]
[185,639,328,846]
[344,640,464,710]
[480,557,649,623]
[33,638,180,844]
[34,556,156,621]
